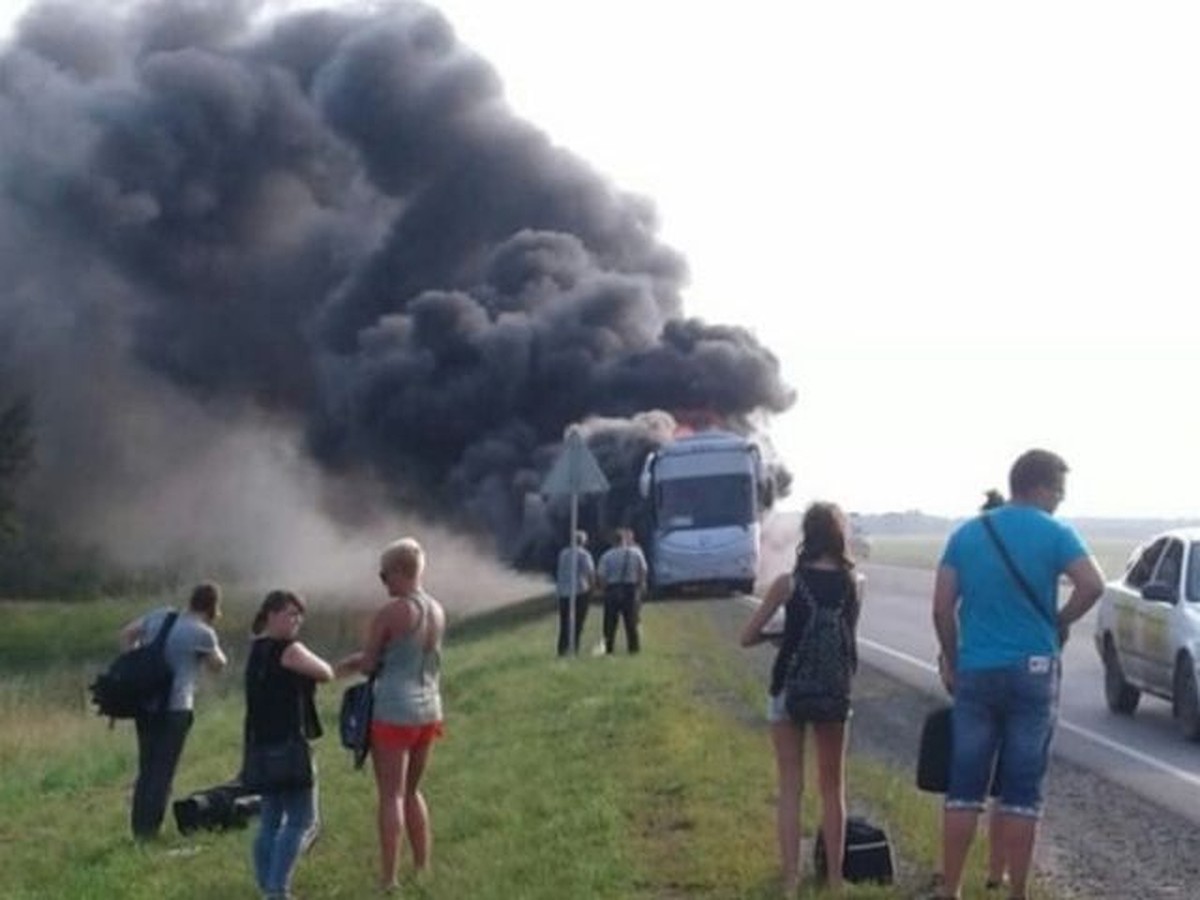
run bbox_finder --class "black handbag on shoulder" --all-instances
[242,640,316,792]
[243,738,313,792]
[339,674,376,770]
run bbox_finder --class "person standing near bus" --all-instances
[555,530,596,656]
[739,502,861,896]
[597,528,648,654]
[931,450,1104,900]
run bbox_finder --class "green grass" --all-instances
[0,597,1055,899]
[868,534,1138,581]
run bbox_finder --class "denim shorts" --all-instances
[946,656,1060,818]
[766,692,852,725]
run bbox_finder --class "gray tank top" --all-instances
[372,590,443,725]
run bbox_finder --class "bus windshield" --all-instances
[655,475,755,530]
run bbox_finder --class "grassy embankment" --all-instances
[0,595,1052,900]
[868,535,1136,580]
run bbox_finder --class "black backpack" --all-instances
[783,572,853,723]
[89,611,179,720]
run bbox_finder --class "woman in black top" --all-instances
[245,590,334,900]
[741,503,861,896]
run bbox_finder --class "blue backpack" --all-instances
[339,675,375,769]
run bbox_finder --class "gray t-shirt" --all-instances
[138,607,221,711]
[556,546,596,596]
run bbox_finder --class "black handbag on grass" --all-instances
[814,816,895,884]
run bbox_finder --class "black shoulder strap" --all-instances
[980,515,1058,633]
[151,611,179,654]
[791,568,818,608]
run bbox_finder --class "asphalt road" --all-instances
[854,564,1200,826]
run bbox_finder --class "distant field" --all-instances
[866,534,1138,580]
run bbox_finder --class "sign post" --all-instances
[541,427,610,655]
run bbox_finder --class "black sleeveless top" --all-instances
[244,638,322,746]
[769,566,860,695]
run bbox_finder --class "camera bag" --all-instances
[89,611,178,720]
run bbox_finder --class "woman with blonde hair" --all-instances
[337,537,446,894]
[740,502,861,895]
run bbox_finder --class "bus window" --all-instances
[657,475,754,529]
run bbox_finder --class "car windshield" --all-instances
[1188,542,1200,603]
[655,475,755,529]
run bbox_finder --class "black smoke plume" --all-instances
[0,0,794,582]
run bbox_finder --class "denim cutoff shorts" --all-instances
[946,655,1060,819]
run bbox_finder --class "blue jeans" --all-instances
[946,656,1060,818]
[253,782,319,896]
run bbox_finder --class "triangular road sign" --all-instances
[541,428,610,496]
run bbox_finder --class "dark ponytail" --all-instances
[251,589,305,635]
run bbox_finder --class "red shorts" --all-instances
[370,719,445,751]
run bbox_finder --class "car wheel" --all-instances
[1173,656,1200,742]
[1103,637,1140,715]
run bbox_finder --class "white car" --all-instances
[1093,527,1200,740]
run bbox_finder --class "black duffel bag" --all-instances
[814,815,895,884]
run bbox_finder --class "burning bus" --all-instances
[637,430,767,596]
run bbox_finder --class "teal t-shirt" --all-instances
[940,505,1088,669]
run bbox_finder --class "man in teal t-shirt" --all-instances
[931,449,1104,900]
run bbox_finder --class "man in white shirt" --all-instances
[597,528,648,654]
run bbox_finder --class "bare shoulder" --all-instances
[426,595,446,632]
[765,572,793,604]
[373,599,409,636]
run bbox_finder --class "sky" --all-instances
[2,0,1197,520]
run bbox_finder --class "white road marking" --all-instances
[740,591,1200,788]
[858,635,938,674]
[857,636,1200,788]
